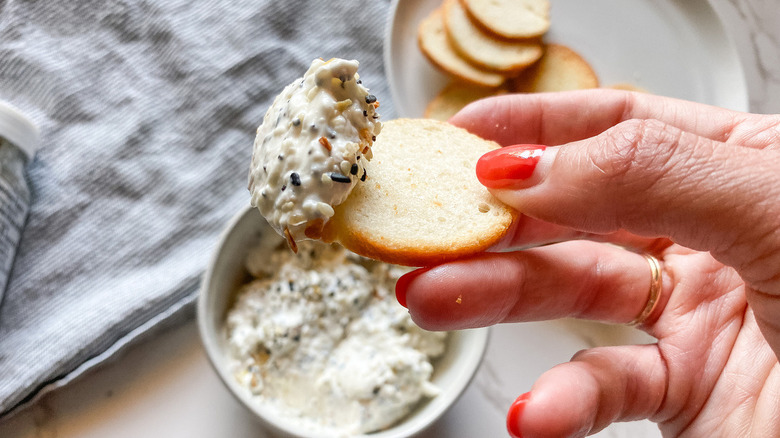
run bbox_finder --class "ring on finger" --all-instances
[628,254,663,326]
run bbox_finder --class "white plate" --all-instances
[384,0,749,118]
[380,2,746,436]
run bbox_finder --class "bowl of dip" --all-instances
[198,204,489,438]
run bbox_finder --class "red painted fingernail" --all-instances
[395,267,431,308]
[477,145,546,189]
[507,392,531,438]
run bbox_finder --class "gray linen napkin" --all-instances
[0,0,394,416]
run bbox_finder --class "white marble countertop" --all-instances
[1,0,778,437]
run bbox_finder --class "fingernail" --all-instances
[477,144,546,189]
[395,267,431,308]
[507,392,531,438]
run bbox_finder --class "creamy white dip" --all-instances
[248,58,382,250]
[226,241,447,436]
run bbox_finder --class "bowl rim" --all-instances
[197,204,490,437]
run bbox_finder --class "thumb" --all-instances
[476,118,780,292]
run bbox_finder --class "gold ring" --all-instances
[629,254,663,326]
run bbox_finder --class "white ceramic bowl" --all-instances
[197,205,490,438]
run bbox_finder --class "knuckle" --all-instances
[744,114,780,150]
[720,113,780,148]
[589,118,685,190]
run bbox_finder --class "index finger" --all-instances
[448,89,748,147]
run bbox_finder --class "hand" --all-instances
[395,90,780,437]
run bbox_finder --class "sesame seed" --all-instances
[316,202,335,217]
[340,161,351,176]
[290,172,301,186]
[292,118,301,126]
[350,163,358,175]
[330,173,351,183]
[360,170,367,181]
[281,185,287,191]
[365,94,377,104]
[278,155,284,160]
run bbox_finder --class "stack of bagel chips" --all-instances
[419,0,600,120]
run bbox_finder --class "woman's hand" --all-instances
[395,90,780,437]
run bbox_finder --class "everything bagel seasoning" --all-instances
[248,58,382,248]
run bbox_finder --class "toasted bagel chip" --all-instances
[461,0,551,39]
[418,8,506,88]
[443,0,543,74]
[511,44,599,92]
[326,119,515,267]
[424,82,504,121]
